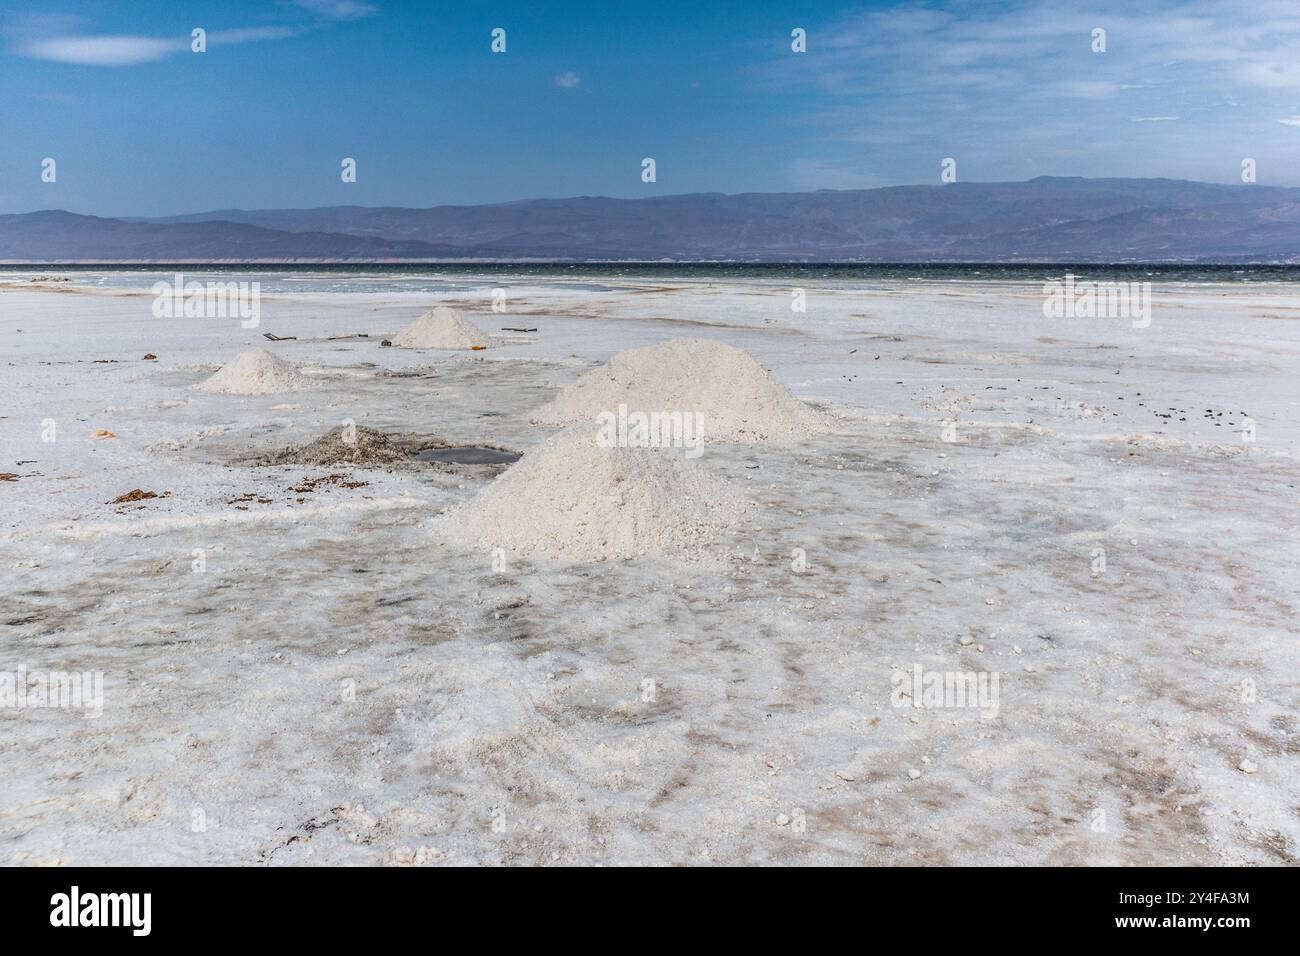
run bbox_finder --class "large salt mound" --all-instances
[392,306,488,349]
[439,426,747,562]
[199,347,303,395]
[531,338,824,442]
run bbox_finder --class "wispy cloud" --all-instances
[1280,116,1300,127]
[20,34,184,66]
[15,26,300,66]
[790,158,893,191]
[10,4,374,67]
[770,1,1300,99]
[288,0,379,20]
[554,71,581,88]
[760,0,1300,183]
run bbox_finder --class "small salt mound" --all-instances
[392,306,488,350]
[199,347,303,395]
[531,338,824,442]
[439,426,747,562]
[270,425,408,467]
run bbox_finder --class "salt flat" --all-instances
[1,274,1297,865]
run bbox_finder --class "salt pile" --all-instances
[531,338,824,442]
[270,425,407,466]
[199,347,303,395]
[392,306,488,349]
[440,426,747,562]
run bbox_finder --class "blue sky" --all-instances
[2,0,1299,216]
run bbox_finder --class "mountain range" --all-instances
[2,177,1297,263]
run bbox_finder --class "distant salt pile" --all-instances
[531,338,824,442]
[199,347,303,395]
[270,425,407,467]
[440,427,747,562]
[392,306,488,350]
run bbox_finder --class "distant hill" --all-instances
[0,210,455,261]
[4,178,1299,262]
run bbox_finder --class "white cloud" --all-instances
[753,0,1300,184]
[764,1,1300,100]
[11,3,362,68]
[21,34,184,66]
[289,0,379,19]
[1280,116,1300,127]
[554,71,581,89]
[790,158,892,191]
[1239,61,1300,88]
[17,27,300,66]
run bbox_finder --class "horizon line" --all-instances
[7,173,1291,220]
